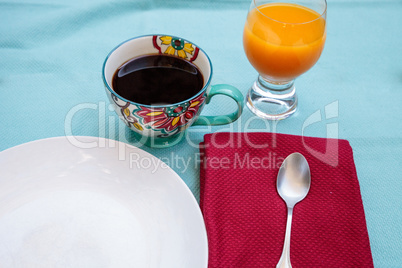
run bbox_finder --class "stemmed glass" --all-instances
[243,0,327,120]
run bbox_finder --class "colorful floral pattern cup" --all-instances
[102,35,244,148]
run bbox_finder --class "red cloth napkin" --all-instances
[200,132,373,268]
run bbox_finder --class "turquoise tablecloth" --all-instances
[1,0,401,266]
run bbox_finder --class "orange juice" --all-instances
[243,3,326,81]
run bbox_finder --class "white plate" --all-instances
[0,136,208,268]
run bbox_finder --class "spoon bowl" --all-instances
[277,152,311,208]
[276,152,311,268]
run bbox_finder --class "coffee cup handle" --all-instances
[192,84,244,126]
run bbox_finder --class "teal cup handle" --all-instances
[192,84,244,126]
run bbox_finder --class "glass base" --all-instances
[246,76,297,120]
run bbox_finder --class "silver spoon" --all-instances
[276,152,311,268]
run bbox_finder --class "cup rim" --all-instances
[102,34,213,108]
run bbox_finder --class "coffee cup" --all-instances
[102,34,244,148]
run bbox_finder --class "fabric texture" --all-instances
[200,132,374,267]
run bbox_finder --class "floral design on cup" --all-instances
[134,93,205,133]
[153,35,200,61]
[110,95,144,131]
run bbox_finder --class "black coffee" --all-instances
[112,54,204,105]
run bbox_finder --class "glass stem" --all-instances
[246,75,297,120]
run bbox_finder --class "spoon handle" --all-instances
[276,207,293,268]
